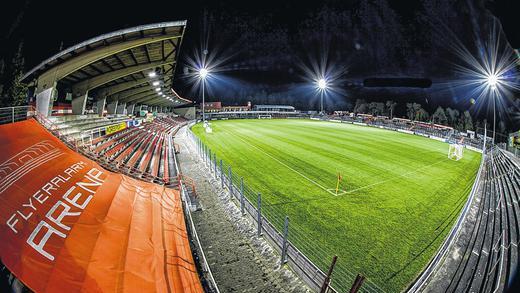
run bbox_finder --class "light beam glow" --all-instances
[318,78,327,90]
[199,68,209,79]
[449,21,520,127]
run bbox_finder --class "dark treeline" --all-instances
[350,98,517,136]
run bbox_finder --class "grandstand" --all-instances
[414,147,520,292]
[87,116,187,184]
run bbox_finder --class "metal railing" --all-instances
[187,125,386,293]
[0,106,33,125]
[172,135,220,293]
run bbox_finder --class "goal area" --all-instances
[448,144,464,161]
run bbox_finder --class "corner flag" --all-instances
[336,172,343,195]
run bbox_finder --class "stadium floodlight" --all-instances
[316,78,329,114]
[152,81,160,86]
[486,74,498,90]
[199,67,210,123]
[451,23,520,145]
[318,78,327,90]
[199,68,209,79]
[148,71,157,78]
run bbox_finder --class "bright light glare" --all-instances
[152,81,160,86]
[487,74,498,89]
[155,88,160,92]
[148,72,157,78]
[318,78,327,90]
[199,68,209,79]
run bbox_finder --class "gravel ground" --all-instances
[175,126,310,293]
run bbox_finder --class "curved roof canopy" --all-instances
[22,21,190,107]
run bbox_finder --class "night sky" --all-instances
[1,0,519,128]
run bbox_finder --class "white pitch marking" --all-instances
[232,134,338,195]
[342,158,448,195]
[235,134,446,196]
[233,131,449,198]
[326,188,348,196]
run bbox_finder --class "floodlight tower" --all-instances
[317,78,327,114]
[486,74,498,143]
[199,67,209,123]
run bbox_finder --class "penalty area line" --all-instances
[232,133,338,196]
[343,158,448,195]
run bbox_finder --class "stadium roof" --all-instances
[22,21,189,108]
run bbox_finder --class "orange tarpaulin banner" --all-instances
[0,119,203,293]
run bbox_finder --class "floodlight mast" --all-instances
[317,78,327,114]
[486,74,498,143]
[200,68,209,123]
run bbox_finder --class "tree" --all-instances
[368,102,377,115]
[463,111,473,131]
[406,102,425,121]
[354,99,368,113]
[406,103,415,120]
[385,100,397,118]
[368,102,385,116]
[5,41,28,106]
[432,106,447,125]
[416,108,430,122]
[445,107,460,127]
[375,102,385,116]
[413,103,423,119]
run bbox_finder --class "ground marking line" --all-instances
[232,131,449,198]
[232,133,338,195]
[342,158,449,195]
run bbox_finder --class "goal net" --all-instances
[258,115,272,119]
[448,144,464,161]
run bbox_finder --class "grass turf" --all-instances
[192,119,481,292]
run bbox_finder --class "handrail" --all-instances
[171,127,220,293]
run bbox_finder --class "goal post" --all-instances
[258,114,272,119]
[448,144,464,161]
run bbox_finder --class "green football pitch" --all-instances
[191,119,481,292]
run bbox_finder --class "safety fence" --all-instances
[187,126,386,293]
[0,106,33,125]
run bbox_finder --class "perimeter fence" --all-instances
[187,126,386,293]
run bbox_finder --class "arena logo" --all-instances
[0,140,64,193]
[5,161,107,261]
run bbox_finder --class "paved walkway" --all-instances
[175,126,310,293]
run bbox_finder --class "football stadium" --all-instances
[1,1,519,293]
